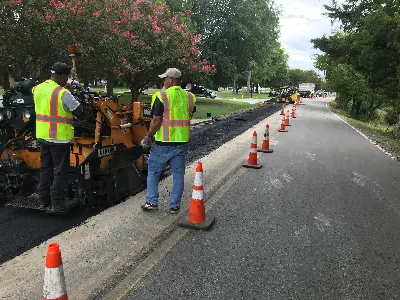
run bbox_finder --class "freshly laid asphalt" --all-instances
[121,99,400,300]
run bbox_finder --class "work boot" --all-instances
[141,201,158,212]
[38,194,50,210]
[49,200,66,214]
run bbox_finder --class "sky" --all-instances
[274,0,342,71]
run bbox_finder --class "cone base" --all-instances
[242,163,262,169]
[291,116,297,118]
[257,148,273,153]
[278,129,288,132]
[178,216,215,231]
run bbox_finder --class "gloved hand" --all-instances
[140,135,153,149]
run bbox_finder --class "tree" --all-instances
[0,0,216,98]
[313,1,400,121]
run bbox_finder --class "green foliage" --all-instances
[286,69,324,90]
[313,1,400,125]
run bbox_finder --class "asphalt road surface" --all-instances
[121,98,400,300]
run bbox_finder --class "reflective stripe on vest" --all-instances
[49,86,66,139]
[34,80,73,141]
[158,88,191,142]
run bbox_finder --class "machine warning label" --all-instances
[98,145,117,158]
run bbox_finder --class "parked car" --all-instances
[188,86,217,99]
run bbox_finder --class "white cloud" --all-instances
[274,0,342,71]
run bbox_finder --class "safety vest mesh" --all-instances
[155,86,195,143]
[34,80,74,141]
[151,91,161,109]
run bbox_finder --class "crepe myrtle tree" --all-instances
[110,1,215,100]
[1,0,215,97]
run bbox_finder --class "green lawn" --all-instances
[328,101,400,157]
[194,98,257,119]
[217,90,272,100]
[2,86,256,119]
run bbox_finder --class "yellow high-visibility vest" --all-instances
[34,80,73,141]
[154,86,195,143]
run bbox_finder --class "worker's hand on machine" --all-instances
[140,135,154,149]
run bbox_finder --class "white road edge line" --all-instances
[325,101,398,162]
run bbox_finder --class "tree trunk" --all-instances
[83,75,89,88]
[130,87,140,102]
[106,72,114,97]
[2,71,9,90]
[233,78,236,94]
[247,70,251,95]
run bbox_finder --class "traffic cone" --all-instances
[178,162,215,231]
[280,104,284,115]
[291,107,296,118]
[43,243,68,300]
[243,131,262,169]
[300,98,303,104]
[285,110,291,126]
[258,124,273,153]
[278,113,288,132]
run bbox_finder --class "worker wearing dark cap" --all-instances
[32,62,82,213]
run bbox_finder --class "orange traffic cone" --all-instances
[243,131,262,169]
[258,124,273,153]
[178,162,215,231]
[280,104,284,115]
[291,107,296,118]
[285,110,291,126]
[43,243,68,300]
[278,113,288,132]
[300,98,303,104]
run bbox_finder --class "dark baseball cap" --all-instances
[51,62,72,75]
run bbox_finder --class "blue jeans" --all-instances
[147,143,188,208]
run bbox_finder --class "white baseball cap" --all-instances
[158,68,182,79]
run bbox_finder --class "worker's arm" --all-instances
[62,90,83,116]
[146,96,163,138]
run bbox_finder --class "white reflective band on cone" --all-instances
[43,266,67,299]
[250,147,257,153]
[252,135,257,144]
[193,172,203,187]
[192,189,204,200]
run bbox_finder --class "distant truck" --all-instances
[298,83,315,98]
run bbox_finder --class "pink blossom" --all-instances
[114,20,121,26]
[155,27,161,34]
[186,52,190,57]
[93,10,101,17]
[184,10,191,16]
[192,65,197,69]
[103,34,109,38]
[105,7,111,12]
[69,7,75,13]
[35,9,40,16]
[127,64,132,69]
[122,58,127,63]
[4,18,9,22]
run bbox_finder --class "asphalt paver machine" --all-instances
[0,46,153,213]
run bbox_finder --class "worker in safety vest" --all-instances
[140,68,196,214]
[33,62,83,213]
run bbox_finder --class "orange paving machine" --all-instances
[0,46,153,212]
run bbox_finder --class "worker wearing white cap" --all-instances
[141,68,196,214]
